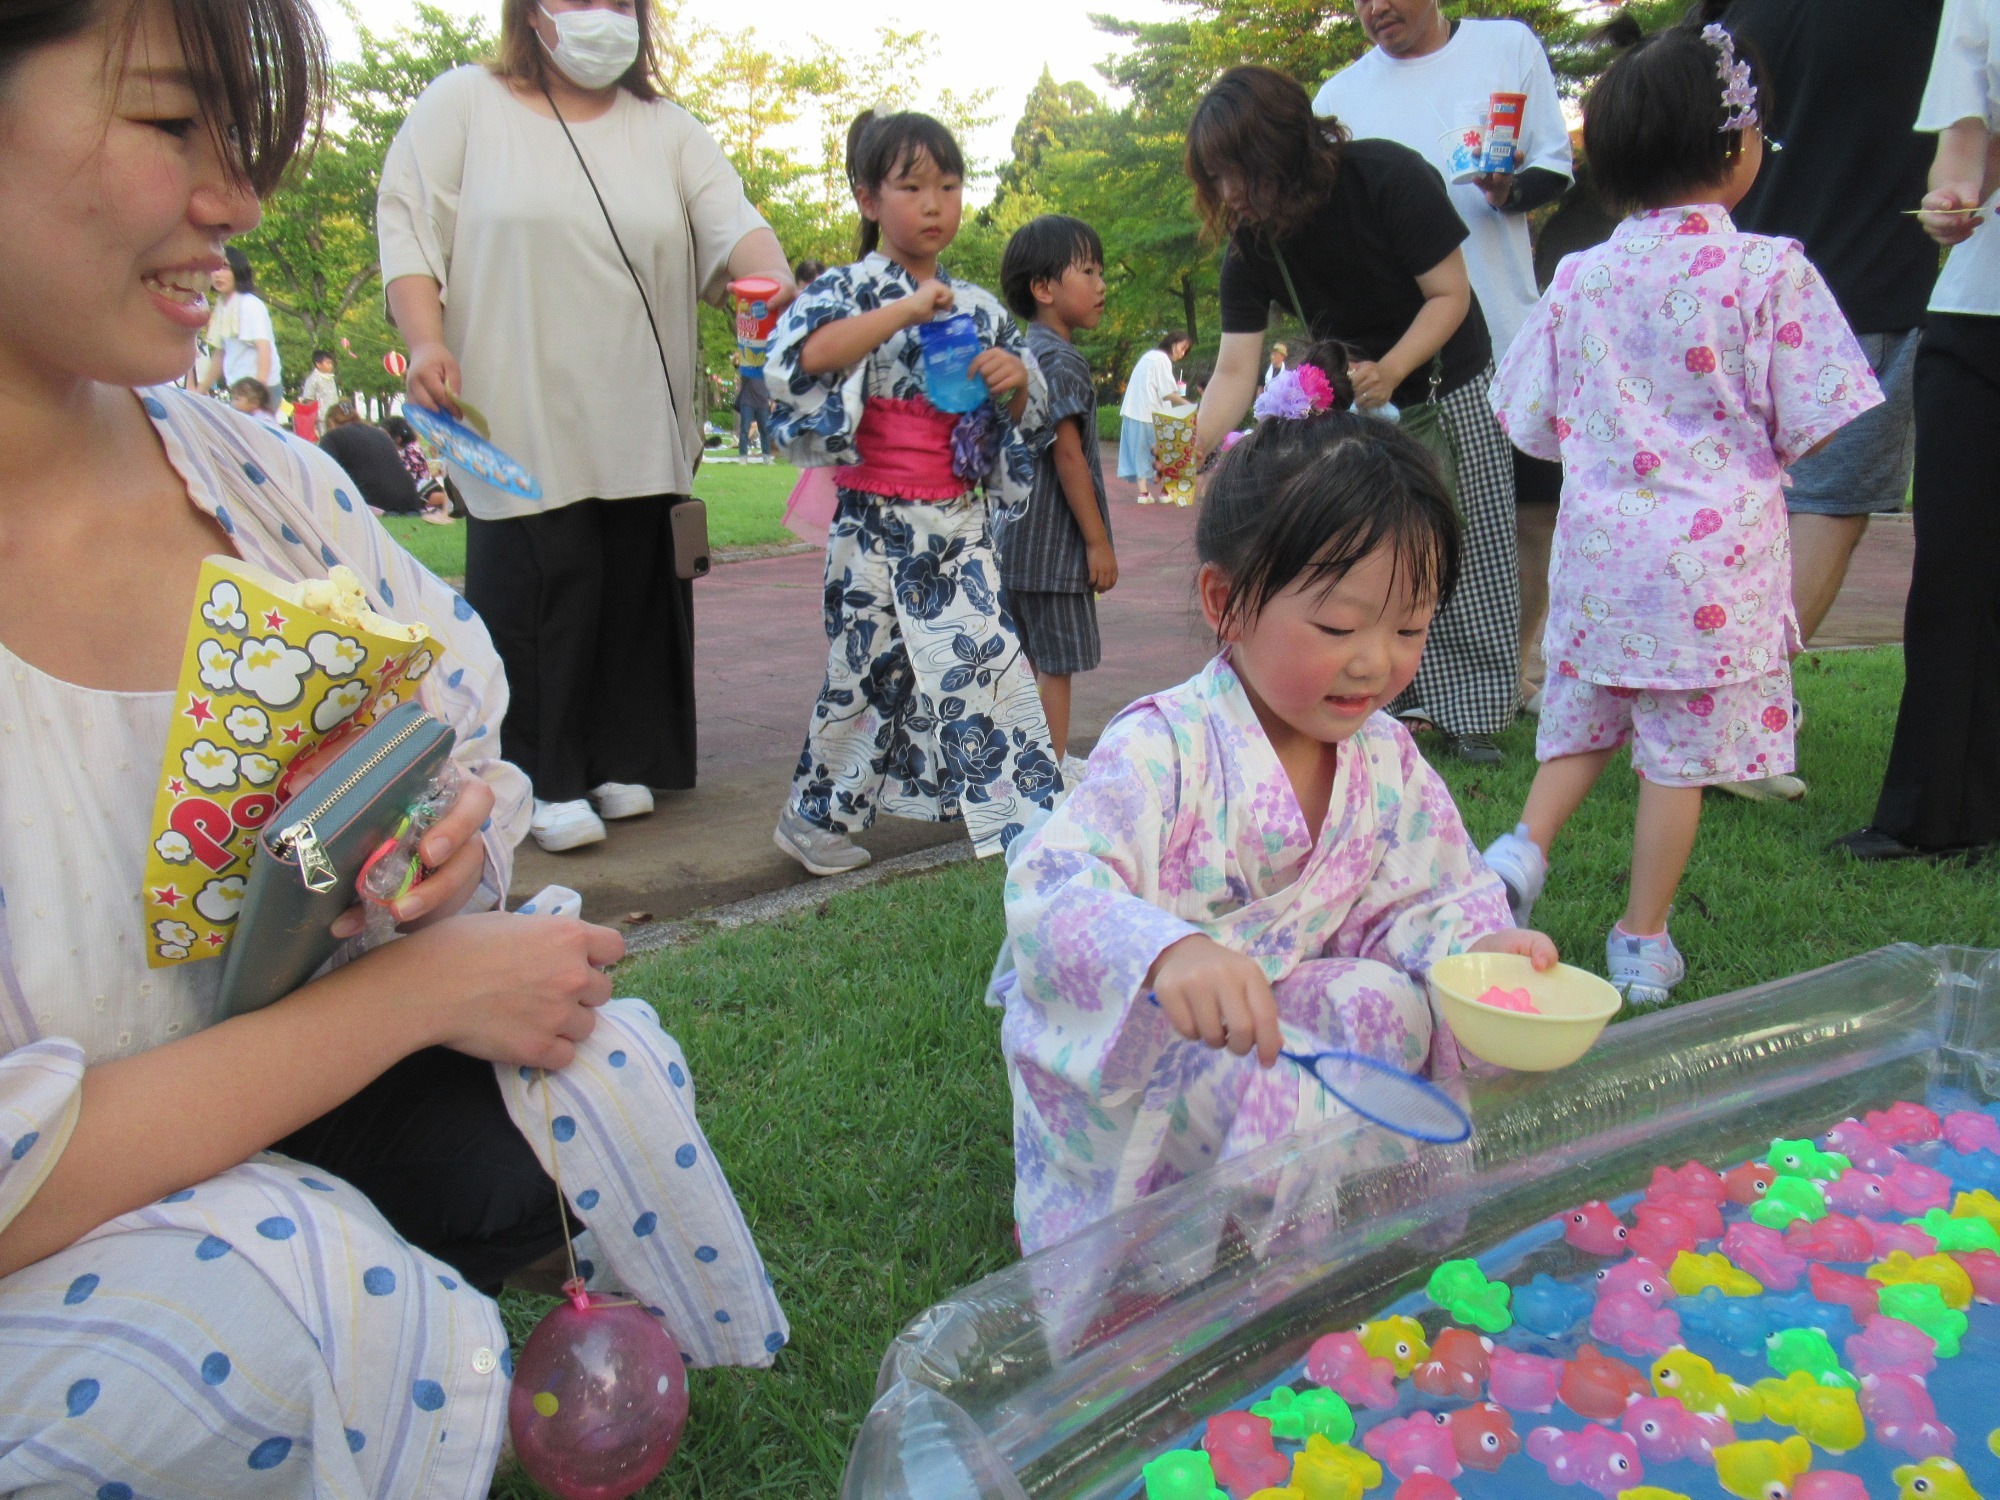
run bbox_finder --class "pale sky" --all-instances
[315,0,1180,179]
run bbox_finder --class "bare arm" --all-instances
[1350,249,1472,410]
[799,292,936,376]
[199,349,222,393]
[387,273,460,416]
[254,341,273,388]
[1921,117,1998,245]
[726,227,798,316]
[1052,417,1116,592]
[1197,332,1266,453]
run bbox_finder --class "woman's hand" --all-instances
[330,776,497,940]
[1147,933,1283,1068]
[1468,928,1560,970]
[969,347,1028,399]
[355,910,625,1070]
[900,279,957,326]
[1919,186,1985,246]
[1348,359,1402,410]
[405,340,462,416]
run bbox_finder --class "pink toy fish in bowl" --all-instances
[1562,1201,1630,1255]
[1944,1110,2000,1156]
[1526,1422,1643,1498]
[1722,1223,1808,1290]
[1362,1413,1462,1481]
[1476,984,1540,1013]
[1861,1371,1955,1460]
[1413,1327,1491,1403]
[1447,1403,1519,1472]
[1560,1344,1651,1420]
[1305,1331,1400,1410]
[1591,1292,1683,1358]
[1865,1100,1943,1146]
[1489,1346,1565,1413]
[1596,1257,1672,1307]
[1650,1160,1728,1204]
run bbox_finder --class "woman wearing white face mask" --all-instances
[380,0,795,852]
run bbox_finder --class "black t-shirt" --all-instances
[319,422,424,515]
[1219,137,1492,407]
[1727,0,1944,333]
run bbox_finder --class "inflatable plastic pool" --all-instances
[842,945,2000,1498]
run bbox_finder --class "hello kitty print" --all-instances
[1490,205,1881,689]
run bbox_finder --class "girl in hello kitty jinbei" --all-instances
[1481,8,1882,1006]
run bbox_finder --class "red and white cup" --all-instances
[1482,92,1527,175]
[730,276,783,376]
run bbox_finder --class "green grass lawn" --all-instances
[379,462,800,583]
[493,646,2000,1499]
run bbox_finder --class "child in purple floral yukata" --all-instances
[994,343,1555,1254]
[1482,16,1883,1008]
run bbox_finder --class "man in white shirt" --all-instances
[1316,0,1571,718]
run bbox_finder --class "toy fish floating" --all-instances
[1515,1272,1594,1337]
[1861,1370,1956,1461]
[1524,1422,1643,1498]
[1358,1316,1429,1377]
[1650,1160,1727,1203]
[1725,1160,1780,1205]
[1875,1281,1969,1357]
[1751,1370,1865,1453]
[1621,1394,1734,1464]
[1870,1250,1975,1310]
[1304,1332,1400,1411]
[1713,1435,1813,1500]
[1866,1101,1943,1146]
[1290,1434,1383,1500]
[1769,1138,1851,1182]
[1766,1326,1857,1390]
[1675,1286,1776,1356]
[1142,1448,1226,1500]
[1250,1385,1355,1444]
[1412,1327,1490,1403]
[1489,1345,1565,1413]
[1650,1349,1763,1422]
[1445,1402,1518,1472]
[1204,1412,1291,1496]
[1669,1249,1762,1297]
[1723,1222,1810,1290]
[1825,1117,1905,1173]
[1361,1413,1460,1482]
[1425,1260,1511,1333]
[1752,1176,1829,1230]
[1562,1201,1631,1255]
[1891,1457,1982,1500]
[1559,1343,1650,1420]
[1590,1290,1682,1358]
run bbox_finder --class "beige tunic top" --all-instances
[378,66,768,518]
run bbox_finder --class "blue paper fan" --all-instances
[404,403,542,500]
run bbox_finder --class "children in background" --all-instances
[1483,17,1882,1006]
[1117,331,1191,503]
[228,376,281,427]
[996,342,1553,1253]
[996,215,1117,770]
[300,348,339,410]
[767,111,1058,877]
[383,413,454,524]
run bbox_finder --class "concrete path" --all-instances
[511,454,1914,923]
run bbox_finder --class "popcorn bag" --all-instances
[140,557,438,967]
[1153,400,1199,507]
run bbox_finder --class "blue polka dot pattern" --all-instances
[362,1266,397,1296]
[633,1211,658,1237]
[280,524,302,545]
[577,1258,596,1281]
[239,462,267,485]
[66,1378,100,1416]
[255,1216,297,1240]
[412,1378,445,1412]
[674,1143,697,1169]
[519,1066,534,1081]
[161,1188,196,1203]
[379,580,395,607]
[551,1115,576,1142]
[608,1050,627,1068]
[142,396,168,418]
[765,1330,787,1353]
[64,1274,99,1305]
[196,1235,232,1260]
[334,489,354,512]
[447,668,465,689]
[320,543,339,567]
[694,1245,718,1263]
[201,1352,232,1385]
[10,1131,39,1160]
[468,725,485,740]
[346,1428,367,1453]
[247,1436,292,1470]
[299,1178,335,1193]
[453,595,474,621]
[667,1062,685,1087]
[436,1274,458,1291]
[502,1348,515,1377]
[98,1485,133,1500]
[575,1189,599,1210]
[714,1309,731,1324]
[215,506,236,533]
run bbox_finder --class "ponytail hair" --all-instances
[845,109,967,257]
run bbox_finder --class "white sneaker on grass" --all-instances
[1716,773,1808,803]
[588,781,655,820]
[1606,924,1685,1009]
[1480,824,1548,928]
[774,805,871,876]
[530,798,606,852]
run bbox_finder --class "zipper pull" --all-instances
[284,820,339,893]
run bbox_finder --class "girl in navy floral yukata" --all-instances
[767,111,1059,876]
[994,344,1556,1252]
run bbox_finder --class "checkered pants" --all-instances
[1390,363,1520,737]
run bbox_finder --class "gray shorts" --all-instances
[1005,588,1101,676]
[1786,327,1919,517]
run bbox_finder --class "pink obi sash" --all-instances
[834,396,965,501]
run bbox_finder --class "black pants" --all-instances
[465,496,696,803]
[1513,448,1564,508]
[1871,314,2000,850]
[273,1047,568,1295]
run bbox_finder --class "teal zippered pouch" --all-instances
[218,700,456,1017]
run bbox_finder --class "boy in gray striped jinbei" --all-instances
[995,216,1119,766]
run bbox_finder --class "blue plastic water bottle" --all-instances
[918,313,988,413]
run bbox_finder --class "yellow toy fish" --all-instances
[1714,1436,1813,1500]
[1893,1457,1983,1500]
[1356,1316,1429,1377]
[1289,1434,1383,1500]
[1669,1249,1763,1298]
[1869,1250,1975,1310]
[1652,1349,1765,1423]
[1751,1371,1865,1452]
[1618,1490,1693,1500]
[1953,1189,2000,1230]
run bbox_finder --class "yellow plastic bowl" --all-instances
[1429,952,1622,1072]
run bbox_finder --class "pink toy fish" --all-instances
[1865,1101,1943,1146]
[1476,984,1539,1013]
[1944,1110,2000,1156]
[1793,1475,1871,1500]
[1783,1211,1876,1262]
[1562,1201,1631,1255]
[1489,1346,1565,1413]
[1394,1477,1460,1500]
[1951,1248,2000,1304]
[1824,1170,1897,1219]
[1722,1223,1809,1290]
[1723,1160,1779,1205]
[1650,1160,1728,1205]
[1562,1344,1651,1420]
[1362,1414,1461,1481]
[1621,1395,1735,1464]
[1809,1264,1881,1322]
[1825,1118,1906,1173]
[1846,1314,1940,1378]
[1446,1403,1519,1472]
[1645,1190,1724,1240]
[1591,1292,1683,1358]
[1526,1422,1644,1497]
[1868,1219,1941,1259]
[1887,1160,1955,1215]
[1305,1331,1400,1410]
[1203,1412,1291,1496]
[1628,1204,1698,1264]
[1413,1328,1491,1403]
[1861,1372,1956,1460]
[1596,1258,1673,1308]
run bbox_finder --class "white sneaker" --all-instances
[530,798,606,852]
[1135,491,1157,505]
[1481,824,1548,928]
[588,782,655,820]
[1716,773,1808,803]
[774,805,871,876]
[1606,923,1686,1009]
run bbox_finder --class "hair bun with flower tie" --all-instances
[1253,363,1341,421]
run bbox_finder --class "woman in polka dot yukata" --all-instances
[0,4,785,1495]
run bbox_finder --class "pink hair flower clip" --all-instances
[1703,24,1759,134]
[1252,364,1336,421]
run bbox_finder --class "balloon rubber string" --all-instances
[537,1068,584,1298]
